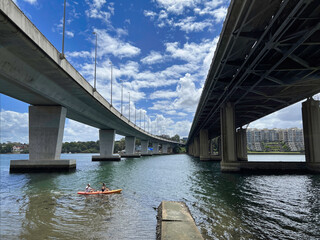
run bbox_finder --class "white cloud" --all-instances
[94,29,141,58]
[155,0,197,14]
[63,119,98,142]
[149,73,202,114]
[85,0,112,24]
[174,17,212,32]
[150,90,177,100]
[141,51,164,65]
[0,110,28,143]
[66,31,74,38]
[23,0,37,4]
[66,50,92,59]
[210,6,228,23]
[144,10,157,20]
[66,30,140,60]
[165,38,216,66]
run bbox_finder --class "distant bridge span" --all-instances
[0,0,181,172]
[187,0,320,172]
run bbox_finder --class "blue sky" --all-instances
[1,0,318,143]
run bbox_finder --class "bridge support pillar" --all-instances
[122,136,140,158]
[236,127,248,161]
[220,102,239,172]
[92,130,120,161]
[302,98,320,173]
[141,140,152,156]
[152,142,159,154]
[200,129,210,160]
[10,106,76,172]
[194,136,200,158]
[162,144,168,154]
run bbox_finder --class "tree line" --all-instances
[1,134,184,154]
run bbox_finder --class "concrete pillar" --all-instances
[92,129,120,161]
[10,106,76,172]
[200,129,210,160]
[302,98,320,172]
[193,136,200,158]
[236,128,248,161]
[153,142,159,154]
[162,144,168,154]
[125,136,136,154]
[220,102,239,171]
[120,136,141,158]
[141,140,152,156]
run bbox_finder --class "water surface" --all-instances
[1,154,319,239]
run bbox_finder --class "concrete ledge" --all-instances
[157,201,203,240]
[221,161,309,173]
[200,156,211,161]
[120,153,141,158]
[141,153,153,156]
[210,155,222,161]
[10,159,76,173]
[306,163,320,173]
[92,155,121,161]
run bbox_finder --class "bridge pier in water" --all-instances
[199,129,210,160]
[152,142,160,154]
[303,98,320,173]
[161,143,168,154]
[122,136,140,158]
[193,136,200,158]
[141,140,152,156]
[92,129,120,161]
[10,106,76,172]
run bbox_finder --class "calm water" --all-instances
[1,154,319,240]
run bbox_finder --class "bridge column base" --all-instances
[120,153,141,158]
[141,153,153,156]
[221,162,313,173]
[220,161,241,172]
[10,160,76,173]
[10,106,77,173]
[92,155,121,161]
[92,130,120,161]
[306,163,320,173]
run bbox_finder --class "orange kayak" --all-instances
[77,189,122,195]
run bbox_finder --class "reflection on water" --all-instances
[1,154,320,239]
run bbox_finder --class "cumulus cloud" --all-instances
[141,51,164,65]
[85,0,112,24]
[149,73,202,114]
[0,110,29,143]
[150,90,177,100]
[173,17,212,32]
[23,0,37,4]
[155,0,196,14]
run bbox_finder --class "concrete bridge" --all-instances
[187,0,320,172]
[0,0,182,172]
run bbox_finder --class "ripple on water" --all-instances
[1,154,320,239]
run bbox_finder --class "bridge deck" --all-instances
[189,0,320,141]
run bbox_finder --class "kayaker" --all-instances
[101,183,110,192]
[85,183,94,192]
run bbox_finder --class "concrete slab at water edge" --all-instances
[157,201,203,240]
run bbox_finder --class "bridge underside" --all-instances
[190,0,320,140]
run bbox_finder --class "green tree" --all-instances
[171,134,180,142]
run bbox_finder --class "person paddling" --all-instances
[85,183,94,192]
[101,183,110,192]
